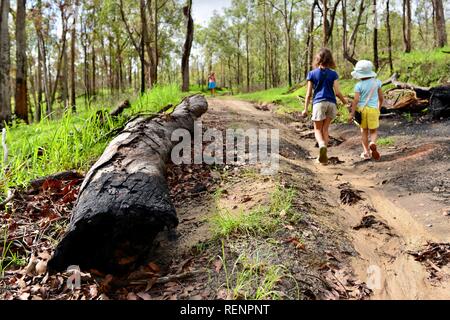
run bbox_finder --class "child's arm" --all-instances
[349,92,361,123]
[333,80,348,105]
[302,81,313,117]
[377,88,384,111]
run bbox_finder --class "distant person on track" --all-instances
[208,72,217,97]
[302,48,348,165]
[349,60,384,161]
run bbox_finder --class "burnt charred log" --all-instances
[383,73,450,119]
[48,95,208,273]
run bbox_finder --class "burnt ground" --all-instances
[0,98,449,300]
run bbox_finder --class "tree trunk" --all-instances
[236,31,241,87]
[342,0,365,65]
[36,46,43,122]
[286,30,292,87]
[70,3,77,113]
[181,0,193,92]
[386,0,393,74]
[82,20,90,104]
[91,39,96,98]
[36,26,51,116]
[0,0,11,125]
[62,46,69,110]
[48,95,208,273]
[402,0,412,53]
[50,15,68,108]
[322,0,328,47]
[372,0,378,71]
[140,33,145,94]
[305,1,316,78]
[153,1,160,86]
[432,0,447,48]
[118,0,145,93]
[246,21,250,92]
[140,0,149,93]
[263,1,268,90]
[15,0,28,123]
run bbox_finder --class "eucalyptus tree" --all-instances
[0,0,11,124]
[265,0,302,87]
[432,0,447,48]
[15,0,28,123]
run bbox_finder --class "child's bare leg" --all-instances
[361,128,370,155]
[321,118,332,146]
[314,121,325,146]
[369,129,378,144]
[314,120,328,164]
[369,129,381,160]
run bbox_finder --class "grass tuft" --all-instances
[377,137,395,146]
[211,185,297,238]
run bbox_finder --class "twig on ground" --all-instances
[129,269,206,286]
[0,189,16,209]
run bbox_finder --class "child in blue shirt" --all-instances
[349,60,384,160]
[302,48,348,165]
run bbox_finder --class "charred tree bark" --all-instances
[48,95,208,273]
[181,0,193,92]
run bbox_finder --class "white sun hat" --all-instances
[351,60,377,79]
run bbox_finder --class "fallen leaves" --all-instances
[339,183,363,205]
[284,237,306,251]
[319,257,372,300]
[408,242,450,280]
[213,259,223,273]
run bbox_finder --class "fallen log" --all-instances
[48,95,208,273]
[383,73,450,119]
[284,81,306,94]
[109,100,131,117]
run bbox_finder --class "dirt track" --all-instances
[2,97,448,300]
[166,97,450,300]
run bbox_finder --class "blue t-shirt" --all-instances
[355,78,382,108]
[307,68,339,105]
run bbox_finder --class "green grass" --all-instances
[0,84,189,199]
[0,228,26,277]
[219,241,298,300]
[211,185,297,238]
[403,112,414,122]
[380,46,450,86]
[211,207,278,238]
[377,137,395,146]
